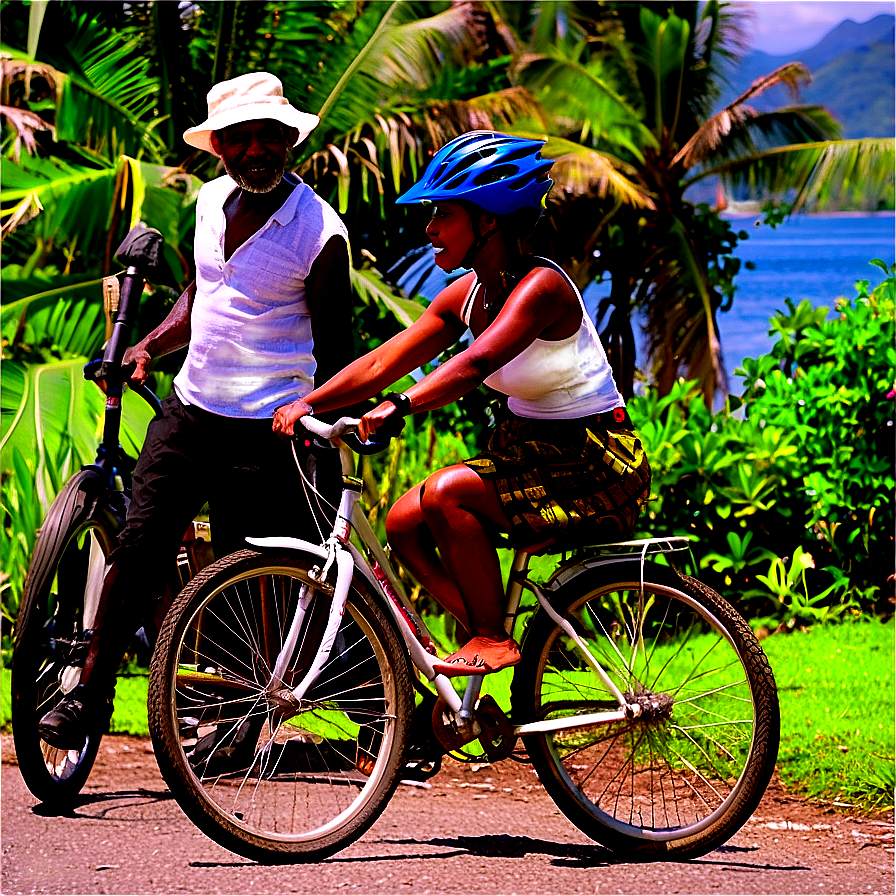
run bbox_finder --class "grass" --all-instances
[1,617,892,813]
[759,617,895,813]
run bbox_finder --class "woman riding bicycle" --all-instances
[274,131,651,677]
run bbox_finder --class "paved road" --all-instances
[2,735,893,895]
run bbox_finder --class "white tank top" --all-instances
[461,258,623,419]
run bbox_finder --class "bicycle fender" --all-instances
[245,536,387,607]
[245,536,329,559]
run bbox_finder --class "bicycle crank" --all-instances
[474,694,517,761]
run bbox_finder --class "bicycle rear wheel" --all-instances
[514,564,779,859]
[12,470,123,804]
[149,549,413,863]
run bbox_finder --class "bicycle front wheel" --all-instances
[149,549,414,863]
[514,565,779,859]
[12,470,122,804]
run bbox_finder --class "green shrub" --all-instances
[630,261,895,623]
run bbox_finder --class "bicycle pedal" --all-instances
[474,694,517,762]
[431,697,480,753]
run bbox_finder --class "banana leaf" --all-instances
[1,357,155,512]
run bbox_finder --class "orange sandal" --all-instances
[433,636,521,678]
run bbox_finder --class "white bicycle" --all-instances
[148,414,780,863]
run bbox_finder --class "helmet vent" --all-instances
[472,164,519,186]
[442,152,481,180]
[444,173,469,190]
[502,146,538,163]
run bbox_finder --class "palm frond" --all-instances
[536,136,655,209]
[1,357,154,511]
[366,4,483,88]
[673,62,812,168]
[351,264,426,329]
[689,1,753,116]
[636,6,690,140]
[0,153,116,245]
[0,104,54,161]
[680,105,840,178]
[706,138,896,210]
[425,87,547,146]
[513,47,655,158]
[12,11,168,162]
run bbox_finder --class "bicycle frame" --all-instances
[248,416,694,736]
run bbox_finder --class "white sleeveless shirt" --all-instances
[174,174,348,418]
[461,258,624,419]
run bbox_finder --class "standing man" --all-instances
[39,72,353,748]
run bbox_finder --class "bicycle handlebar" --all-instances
[297,414,395,456]
[83,358,163,417]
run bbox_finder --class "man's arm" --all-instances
[122,280,195,384]
[304,235,353,388]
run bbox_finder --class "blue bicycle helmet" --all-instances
[396,131,554,215]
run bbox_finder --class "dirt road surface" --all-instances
[2,735,893,895]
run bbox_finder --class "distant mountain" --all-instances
[718,14,895,138]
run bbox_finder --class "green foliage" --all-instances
[631,262,895,622]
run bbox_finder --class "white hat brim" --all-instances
[183,104,320,155]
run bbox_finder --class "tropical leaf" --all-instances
[0,151,116,245]
[673,63,815,168]
[0,357,155,511]
[0,103,54,161]
[513,46,655,158]
[1,281,106,362]
[636,6,691,141]
[537,135,655,209]
[350,265,426,329]
[708,138,896,210]
[52,13,166,162]
[365,4,482,89]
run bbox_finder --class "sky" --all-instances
[743,0,896,54]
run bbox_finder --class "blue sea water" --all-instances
[716,212,895,387]
[587,212,895,393]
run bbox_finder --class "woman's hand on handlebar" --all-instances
[272,399,313,438]
[358,400,402,442]
[122,345,152,385]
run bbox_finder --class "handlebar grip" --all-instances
[342,431,393,455]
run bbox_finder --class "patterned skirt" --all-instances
[465,412,651,548]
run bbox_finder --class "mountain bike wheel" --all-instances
[12,470,123,804]
[513,564,779,859]
[149,549,414,863]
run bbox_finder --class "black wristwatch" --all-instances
[384,392,412,417]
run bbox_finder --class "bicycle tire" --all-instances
[149,548,414,863]
[12,470,124,804]
[513,563,779,859]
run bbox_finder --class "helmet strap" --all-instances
[460,205,499,269]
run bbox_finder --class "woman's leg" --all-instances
[386,484,471,639]
[387,465,512,641]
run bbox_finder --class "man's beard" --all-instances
[224,160,284,194]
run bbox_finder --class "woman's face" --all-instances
[425,201,475,271]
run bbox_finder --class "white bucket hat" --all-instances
[183,72,319,156]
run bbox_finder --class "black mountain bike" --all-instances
[11,224,211,804]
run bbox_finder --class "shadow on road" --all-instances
[30,787,173,820]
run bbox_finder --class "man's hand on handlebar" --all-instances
[272,399,313,438]
[122,346,153,386]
